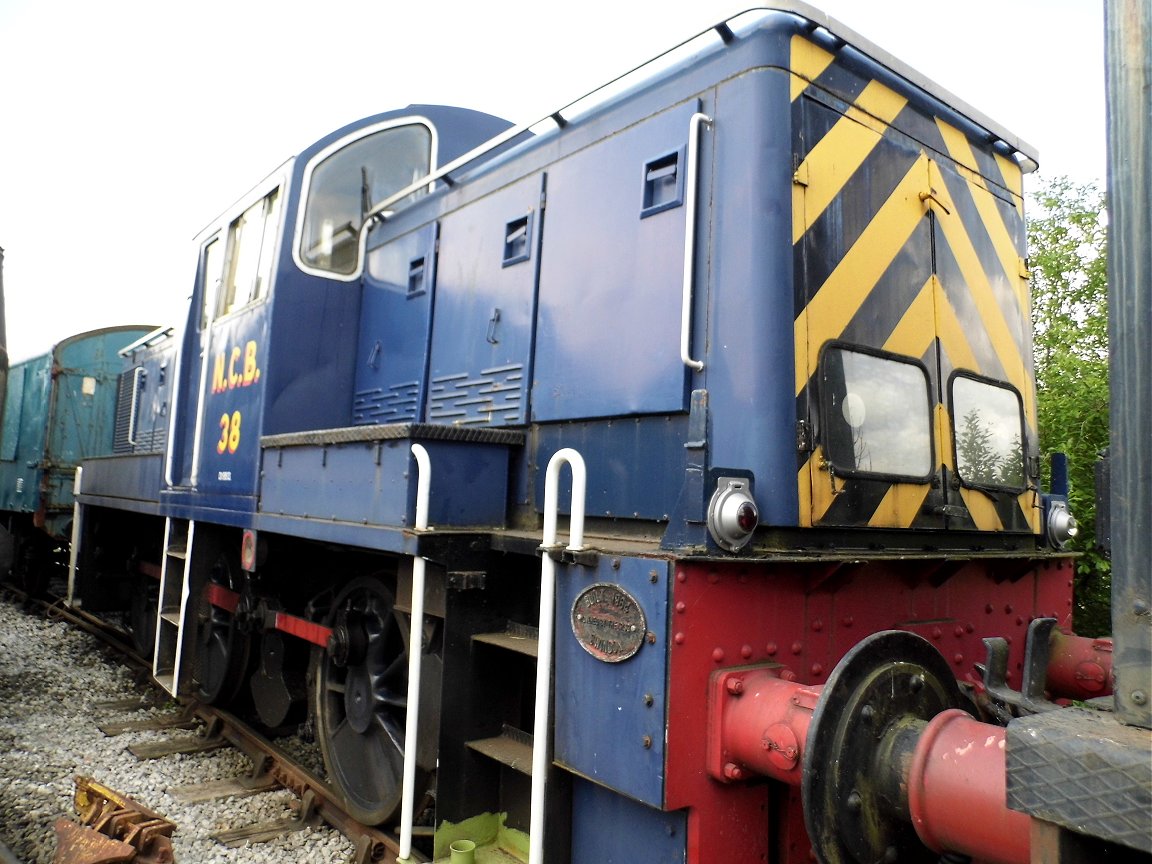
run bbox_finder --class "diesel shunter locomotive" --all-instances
[65,4,1150,863]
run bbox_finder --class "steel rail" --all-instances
[189,702,413,864]
[0,584,424,864]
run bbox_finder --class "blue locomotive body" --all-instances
[155,12,1046,552]
[65,7,1147,864]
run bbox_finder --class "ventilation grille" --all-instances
[428,363,524,426]
[112,369,167,454]
[112,370,137,454]
[353,380,420,425]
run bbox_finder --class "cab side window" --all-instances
[199,235,224,329]
[299,124,433,275]
[218,188,281,318]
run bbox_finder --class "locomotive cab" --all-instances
[161,106,517,510]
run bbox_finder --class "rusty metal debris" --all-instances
[52,776,175,864]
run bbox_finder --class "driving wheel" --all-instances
[313,576,416,825]
[194,553,252,705]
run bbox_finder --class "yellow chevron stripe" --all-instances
[883,275,937,359]
[934,286,982,374]
[792,81,908,244]
[795,153,929,396]
[869,482,931,528]
[805,447,845,525]
[790,36,836,101]
[925,142,1038,442]
[928,161,1028,396]
[883,275,984,380]
[935,121,1030,317]
[936,402,954,470]
[960,487,1004,531]
[993,152,1025,217]
[1017,488,1040,532]
[935,121,981,174]
[798,455,813,527]
[934,118,1023,211]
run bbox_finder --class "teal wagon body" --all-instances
[0,326,154,543]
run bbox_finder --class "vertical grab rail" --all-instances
[530,448,587,864]
[680,111,713,373]
[162,330,184,488]
[66,466,83,607]
[187,318,217,488]
[397,443,432,863]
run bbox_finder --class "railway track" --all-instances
[0,584,421,864]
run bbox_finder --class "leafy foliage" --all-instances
[1027,176,1111,636]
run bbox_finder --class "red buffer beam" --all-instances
[709,631,1037,864]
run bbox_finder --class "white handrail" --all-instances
[162,326,184,487]
[66,467,83,608]
[530,448,587,864]
[397,443,432,863]
[541,448,587,553]
[681,111,712,372]
[187,314,217,489]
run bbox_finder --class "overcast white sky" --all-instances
[0,0,1105,363]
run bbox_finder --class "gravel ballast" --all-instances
[0,598,356,863]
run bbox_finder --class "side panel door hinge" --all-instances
[796,419,814,453]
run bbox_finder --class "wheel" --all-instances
[802,630,964,864]
[14,532,50,597]
[194,553,252,705]
[313,575,415,825]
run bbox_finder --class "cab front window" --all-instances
[951,375,1026,490]
[299,123,433,275]
[820,346,934,480]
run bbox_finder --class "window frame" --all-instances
[292,117,440,282]
[192,166,288,327]
[947,370,1028,494]
[216,187,282,319]
[198,233,223,331]
[817,341,937,484]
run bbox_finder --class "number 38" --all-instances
[217,410,241,454]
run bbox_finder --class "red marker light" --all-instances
[241,529,257,572]
[707,478,760,552]
[737,501,758,533]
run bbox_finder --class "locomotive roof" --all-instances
[763,2,1037,166]
[365,3,1037,225]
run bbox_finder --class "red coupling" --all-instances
[708,667,819,785]
[907,709,1031,864]
[1047,630,1113,698]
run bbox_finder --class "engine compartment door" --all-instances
[792,70,1037,534]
